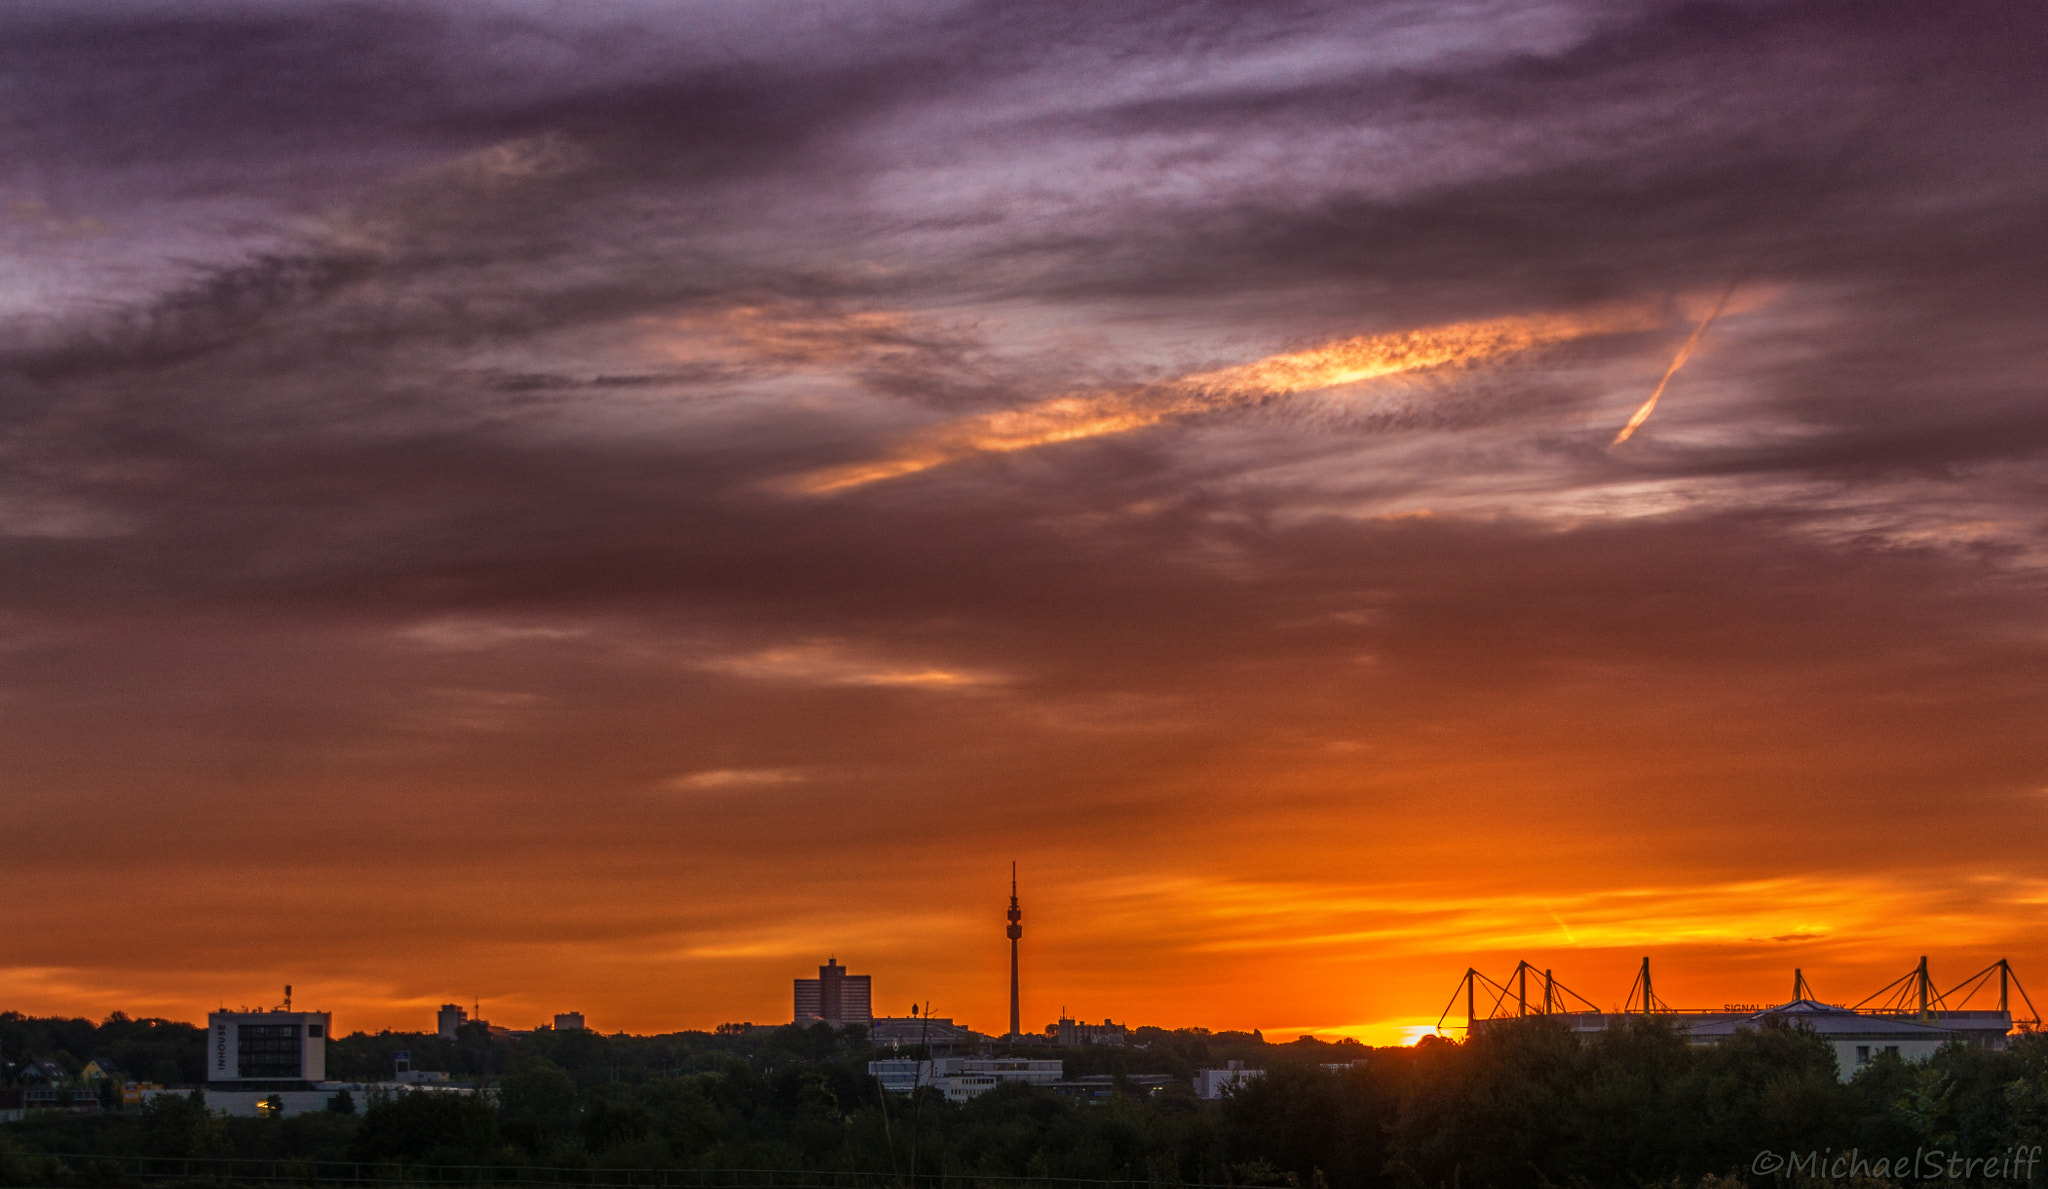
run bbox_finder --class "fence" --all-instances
[4,1158,1236,1189]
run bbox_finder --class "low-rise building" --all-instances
[1049,1016,1129,1046]
[868,1015,983,1052]
[1477,997,2014,1081]
[1192,1061,1264,1099]
[17,1057,69,1086]
[869,1056,1064,1102]
[81,1058,123,1083]
[141,1080,480,1119]
[1049,1074,1181,1101]
[1686,1000,1986,1078]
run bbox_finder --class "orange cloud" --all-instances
[795,305,1658,492]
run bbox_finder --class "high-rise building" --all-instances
[794,958,873,1025]
[436,1004,467,1039]
[1006,862,1023,1039]
[554,1012,586,1031]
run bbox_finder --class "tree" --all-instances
[349,1090,498,1164]
[496,1057,579,1156]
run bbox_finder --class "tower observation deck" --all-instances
[1007,862,1022,1039]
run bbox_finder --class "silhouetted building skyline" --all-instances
[794,958,873,1025]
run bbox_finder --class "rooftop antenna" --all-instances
[283,985,292,1012]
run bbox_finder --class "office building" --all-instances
[437,1004,468,1039]
[554,1012,586,1031]
[206,1009,330,1086]
[794,958,873,1025]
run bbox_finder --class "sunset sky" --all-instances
[4,0,2047,1047]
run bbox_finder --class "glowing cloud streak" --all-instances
[1610,282,1739,447]
[797,307,1655,493]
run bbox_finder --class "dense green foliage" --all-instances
[5,1016,2048,1187]
[0,1013,205,1086]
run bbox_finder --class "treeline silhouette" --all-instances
[3,1016,2046,1187]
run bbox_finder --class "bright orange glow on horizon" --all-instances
[4,6,2044,1069]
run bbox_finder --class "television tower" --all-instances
[1007,861,1023,1040]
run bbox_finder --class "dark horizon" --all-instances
[2,0,2046,1045]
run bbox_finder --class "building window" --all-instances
[237,1025,304,1079]
[1884,1046,1899,1057]
[306,1025,323,1038]
[1856,1046,1870,1064]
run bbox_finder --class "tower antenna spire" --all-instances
[1006,861,1023,1040]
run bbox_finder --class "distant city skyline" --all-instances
[2,1,2046,1048]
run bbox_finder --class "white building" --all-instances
[1477,998,2013,1082]
[869,1056,1063,1102]
[145,1081,477,1119]
[1685,999,1990,1080]
[207,1010,330,1086]
[1192,1061,1264,1099]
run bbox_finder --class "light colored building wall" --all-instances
[1484,1003,2012,1082]
[206,1011,330,1083]
[144,1083,478,1119]
[1192,1062,1264,1099]
[868,1057,1063,1101]
[1835,1038,1949,1076]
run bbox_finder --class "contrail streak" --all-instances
[1610,281,1739,447]
[796,305,1654,493]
